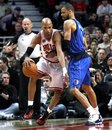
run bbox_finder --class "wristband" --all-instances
[62,67,67,76]
[20,47,34,65]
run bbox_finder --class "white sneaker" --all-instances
[86,114,103,126]
[4,114,15,120]
[0,115,3,120]
[108,97,112,110]
[0,113,6,120]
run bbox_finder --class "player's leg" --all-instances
[82,64,103,125]
[82,85,98,109]
[69,57,92,109]
[36,62,64,125]
[28,77,37,104]
[69,57,102,125]
[36,90,62,125]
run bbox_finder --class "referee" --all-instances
[5,17,41,119]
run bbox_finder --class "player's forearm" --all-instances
[57,52,67,76]
[20,47,34,64]
[57,51,66,68]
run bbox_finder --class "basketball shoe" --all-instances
[5,114,15,120]
[23,106,34,119]
[36,111,50,125]
[86,114,103,126]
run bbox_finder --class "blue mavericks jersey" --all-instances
[67,18,85,55]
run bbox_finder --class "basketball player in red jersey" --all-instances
[21,17,68,125]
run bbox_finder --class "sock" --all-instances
[87,106,99,121]
[28,101,33,106]
[94,106,100,115]
[47,107,52,113]
[87,106,96,115]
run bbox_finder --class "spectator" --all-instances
[0,6,22,35]
[92,48,107,73]
[84,20,98,35]
[98,33,111,55]
[91,69,110,117]
[0,71,19,120]
[90,38,98,59]
[105,53,112,74]
[95,29,103,44]
[100,14,111,32]
[84,33,92,49]
[106,28,112,40]
[0,0,12,18]
[85,12,100,28]
[16,15,24,23]
[96,0,112,21]
[11,15,24,35]
[106,41,112,55]
[12,22,23,35]
[0,56,20,94]
[104,54,112,112]
[41,76,50,104]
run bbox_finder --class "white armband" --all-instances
[62,67,67,76]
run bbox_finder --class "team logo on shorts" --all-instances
[74,79,79,85]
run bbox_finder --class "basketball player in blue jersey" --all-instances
[61,3,103,125]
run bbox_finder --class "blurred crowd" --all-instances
[0,0,112,120]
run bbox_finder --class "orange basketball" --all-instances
[22,62,38,77]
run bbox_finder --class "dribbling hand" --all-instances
[23,57,34,68]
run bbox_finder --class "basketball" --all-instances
[22,62,38,77]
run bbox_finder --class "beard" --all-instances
[62,14,70,21]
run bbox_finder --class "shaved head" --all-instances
[41,17,52,27]
[22,17,32,25]
[41,17,53,36]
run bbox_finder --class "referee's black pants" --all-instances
[19,57,41,116]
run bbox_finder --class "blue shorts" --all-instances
[68,57,91,89]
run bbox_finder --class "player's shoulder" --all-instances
[33,31,41,42]
[53,29,61,37]
[64,19,73,24]
[64,19,74,28]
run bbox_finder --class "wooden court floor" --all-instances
[0,118,112,130]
